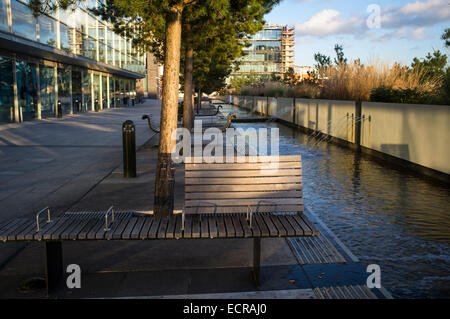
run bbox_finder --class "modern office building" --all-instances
[0,0,147,124]
[230,24,295,79]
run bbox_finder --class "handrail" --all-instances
[36,207,51,232]
[104,206,115,231]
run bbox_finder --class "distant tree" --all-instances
[411,50,448,83]
[334,44,347,66]
[313,53,331,69]
[270,72,281,82]
[283,67,297,86]
[442,28,450,48]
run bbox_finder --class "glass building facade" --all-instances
[231,24,294,80]
[0,0,146,124]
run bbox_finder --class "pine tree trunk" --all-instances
[154,7,183,218]
[182,26,193,131]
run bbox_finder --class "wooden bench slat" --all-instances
[186,190,303,200]
[15,220,41,241]
[191,215,200,238]
[156,218,169,239]
[276,215,296,236]
[223,216,235,237]
[186,168,302,178]
[60,219,85,240]
[88,219,109,240]
[138,217,154,239]
[185,205,303,214]
[165,216,177,239]
[292,214,312,236]
[111,218,132,240]
[51,218,78,240]
[39,218,70,241]
[262,215,279,237]
[186,161,301,170]
[130,217,147,239]
[186,176,301,185]
[68,219,93,240]
[200,216,209,238]
[183,215,192,239]
[216,215,227,238]
[122,217,139,239]
[187,155,301,164]
[268,215,287,236]
[0,219,28,241]
[208,216,217,239]
[186,198,303,207]
[5,219,34,242]
[76,219,100,240]
[186,184,302,192]
[239,216,252,238]
[298,214,319,236]
[254,215,269,237]
[104,218,126,240]
[174,215,183,239]
[148,218,161,239]
[285,215,304,236]
[232,216,244,238]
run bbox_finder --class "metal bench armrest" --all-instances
[104,206,115,231]
[36,207,52,232]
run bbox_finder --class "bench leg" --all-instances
[252,237,261,288]
[45,241,63,296]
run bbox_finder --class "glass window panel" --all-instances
[16,59,38,120]
[92,74,100,110]
[0,0,8,32]
[73,9,86,35]
[107,29,113,47]
[11,0,37,41]
[59,6,73,26]
[98,41,105,62]
[109,76,114,107]
[60,22,72,53]
[0,56,14,123]
[57,68,71,114]
[39,14,57,47]
[87,14,97,38]
[101,76,108,109]
[83,36,97,60]
[246,41,281,51]
[98,23,106,42]
[39,65,56,118]
[71,70,82,113]
[107,46,114,66]
[82,72,91,111]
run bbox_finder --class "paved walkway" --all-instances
[0,100,160,268]
[0,100,160,221]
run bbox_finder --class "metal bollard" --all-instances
[122,120,136,178]
[95,99,99,112]
[117,97,121,108]
[57,101,62,118]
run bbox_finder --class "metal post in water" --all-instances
[122,120,136,178]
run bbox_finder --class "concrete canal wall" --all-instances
[222,95,450,181]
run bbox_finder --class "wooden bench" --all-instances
[0,155,318,294]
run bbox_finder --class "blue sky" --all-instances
[264,0,450,67]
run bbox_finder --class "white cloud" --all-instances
[410,27,427,40]
[294,0,449,40]
[295,9,363,37]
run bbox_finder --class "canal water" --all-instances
[219,104,450,298]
